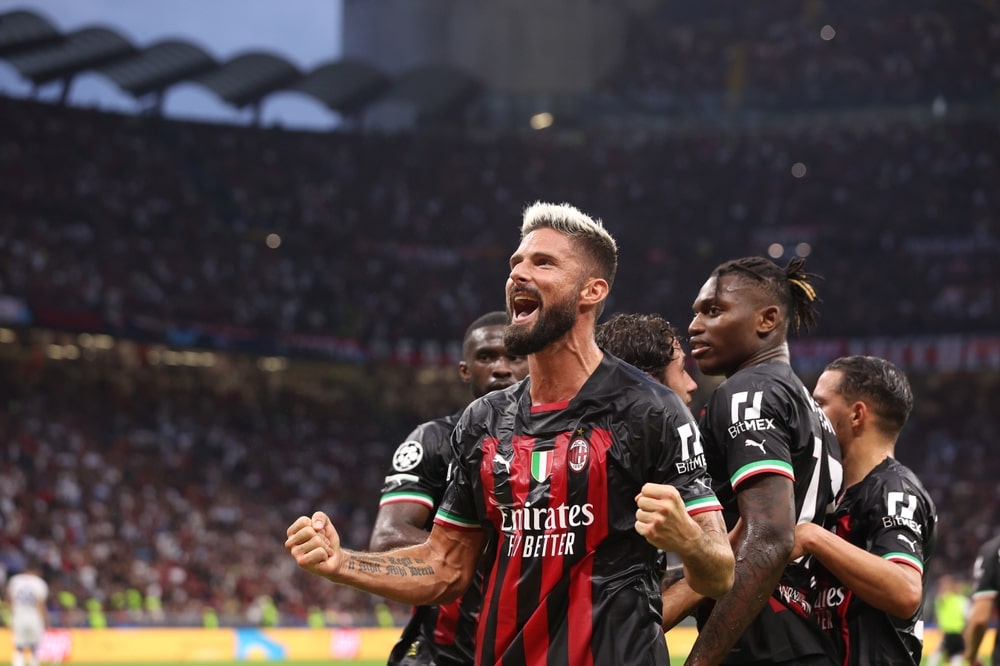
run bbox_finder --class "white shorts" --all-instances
[12,612,45,648]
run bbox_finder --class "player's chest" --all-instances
[476,426,623,501]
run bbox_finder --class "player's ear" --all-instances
[458,361,472,384]
[579,277,609,308]
[851,400,867,432]
[757,304,780,335]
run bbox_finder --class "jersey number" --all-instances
[797,435,843,525]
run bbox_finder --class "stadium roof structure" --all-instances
[0,9,480,122]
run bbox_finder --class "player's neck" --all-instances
[843,438,894,489]
[527,333,603,406]
[735,342,790,375]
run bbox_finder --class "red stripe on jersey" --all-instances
[433,598,460,647]
[490,434,537,660]
[522,432,572,665]
[476,435,505,663]
[567,427,614,666]
[837,588,854,666]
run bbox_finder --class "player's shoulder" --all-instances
[598,352,683,409]
[405,413,459,444]
[869,457,933,499]
[715,360,802,398]
[459,380,524,425]
[980,534,1000,558]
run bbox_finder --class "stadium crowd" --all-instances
[0,343,997,627]
[0,350,418,627]
[603,0,1000,114]
[1,97,998,353]
[1,0,998,628]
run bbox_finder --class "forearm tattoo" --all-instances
[347,553,435,577]
[689,479,792,663]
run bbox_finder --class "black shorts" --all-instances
[940,632,965,657]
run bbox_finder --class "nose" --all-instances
[683,371,697,394]
[492,358,514,377]
[509,261,529,285]
[688,314,703,337]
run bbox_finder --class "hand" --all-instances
[635,483,700,553]
[285,511,345,578]
[790,521,822,561]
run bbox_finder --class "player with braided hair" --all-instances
[666,255,843,665]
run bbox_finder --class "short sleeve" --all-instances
[862,476,935,575]
[971,538,1000,598]
[434,410,484,532]
[377,420,452,511]
[642,392,721,516]
[707,380,795,491]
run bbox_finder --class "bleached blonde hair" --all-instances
[521,201,618,288]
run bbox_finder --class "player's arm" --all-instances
[635,484,733,600]
[686,474,795,666]
[792,522,922,618]
[661,517,745,630]
[287,511,483,606]
[963,592,995,666]
[661,578,702,631]
[369,502,433,551]
[681,511,733,599]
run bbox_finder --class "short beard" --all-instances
[504,293,577,356]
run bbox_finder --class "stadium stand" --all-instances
[1,0,998,632]
[1,97,998,352]
[1,335,997,626]
[598,0,1000,115]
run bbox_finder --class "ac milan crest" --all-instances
[568,438,589,472]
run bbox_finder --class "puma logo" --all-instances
[744,438,766,454]
[896,534,918,551]
[694,477,712,491]
[494,451,514,475]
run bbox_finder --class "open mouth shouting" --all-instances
[510,289,541,325]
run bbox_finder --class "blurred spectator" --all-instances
[0,346,996,626]
[0,98,997,347]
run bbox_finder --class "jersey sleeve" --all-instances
[378,420,452,511]
[971,537,1000,599]
[860,473,935,576]
[641,391,722,517]
[706,377,796,491]
[434,408,484,532]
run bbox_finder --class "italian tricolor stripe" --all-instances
[685,496,723,515]
[731,459,794,489]
[884,551,924,574]
[379,491,434,508]
[434,508,480,531]
[531,450,553,482]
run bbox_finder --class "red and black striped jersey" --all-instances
[697,359,843,663]
[435,353,721,666]
[378,411,480,666]
[970,534,1000,664]
[812,457,937,665]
